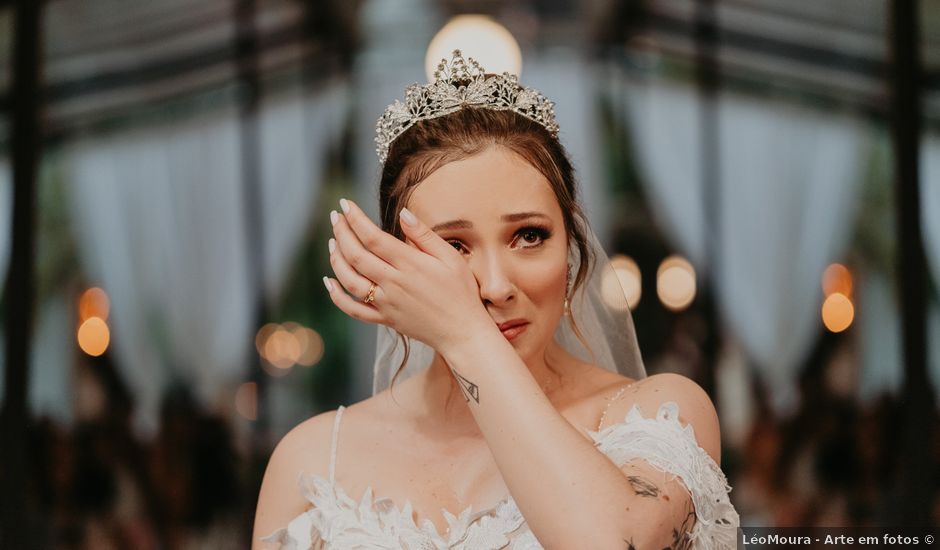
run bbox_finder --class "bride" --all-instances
[253,51,738,549]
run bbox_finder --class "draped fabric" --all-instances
[857,270,940,404]
[0,161,73,424]
[619,76,867,414]
[922,135,940,294]
[63,85,347,433]
[524,56,609,245]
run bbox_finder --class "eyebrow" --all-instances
[430,212,551,232]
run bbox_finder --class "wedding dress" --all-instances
[261,391,739,550]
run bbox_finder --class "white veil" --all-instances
[371,218,647,395]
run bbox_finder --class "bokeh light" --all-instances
[822,263,853,298]
[78,287,110,322]
[77,316,110,356]
[293,327,325,367]
[601,254,642,311]
[425,15,522,82]
[255,323,279,356]
[256,322,325,372]
[264,327,301,369]
[822,292,855,333]
[657,255,697,312]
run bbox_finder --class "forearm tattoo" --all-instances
[450,367,480,404]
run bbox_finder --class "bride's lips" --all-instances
[497,319,529,341]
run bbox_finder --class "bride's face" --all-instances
[407,146,569,360]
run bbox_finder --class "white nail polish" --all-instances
[400,207,417,226]
[322,276,334,293]
[330,210,338,225]
[328,238,336,254]
[339,198,350,214]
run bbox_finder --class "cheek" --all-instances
[518,254,568,307]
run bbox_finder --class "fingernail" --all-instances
[322,276,334,293]
[330,210,338,226]
[328,238,336,254]
[339,198,350,214]
[400,207,417,227]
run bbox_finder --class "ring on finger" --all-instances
[363,282,377,304]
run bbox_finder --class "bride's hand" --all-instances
[324,198,495,352]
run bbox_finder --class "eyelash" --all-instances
[447,225,552,254]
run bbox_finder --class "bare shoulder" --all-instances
[251,408,341,548]
[273,408,343,477]
[596,372,721,465]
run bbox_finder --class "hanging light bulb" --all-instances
[657,255,696,312]
[822,292,854,333]
[78,287,110,322]
[425,15,522,82]
[77,316,110,356]
[822,263,853,298]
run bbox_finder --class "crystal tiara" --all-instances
[374,49,560,163]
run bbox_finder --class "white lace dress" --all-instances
[261,396,739,550]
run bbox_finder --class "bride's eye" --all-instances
[448,240,468,254]
[512,226,551,249]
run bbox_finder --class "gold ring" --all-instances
[363,282,377,304]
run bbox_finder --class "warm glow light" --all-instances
[294,327,325,367]
[235,382,258,421]
[255,323,279,356]
[425,15,522,82]
[79,287,110,322]
[657,256,696,311]
[601,255,642,311]
[822,292,854,333]
[822,263,853,298]
[256,322,325,373]
[264,328,301,369]
[77,316,110,356]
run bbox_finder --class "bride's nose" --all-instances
[472,255,515,306]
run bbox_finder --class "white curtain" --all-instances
[857,268,940,404]
[525,56,609,243]
[64,84,347,433]
[922,135,940,293]
[854,134,940,404]
[621,76,867,415]
[0,159,77,424]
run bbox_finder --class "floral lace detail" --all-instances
[260,473,529,550]
[586,401,740,550]
[262,401,738,549]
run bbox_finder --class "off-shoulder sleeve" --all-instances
[587,401,739,550]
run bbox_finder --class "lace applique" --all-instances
[262,400,738,549]
[261,473,528,550]
[587,401,739,550]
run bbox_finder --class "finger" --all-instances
[328,238,376,301]
[398,207,462,262]
[338,198,412,269]
[322,276,384,324]
[331,209,396,284]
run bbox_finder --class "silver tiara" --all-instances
[374,49,560,163]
